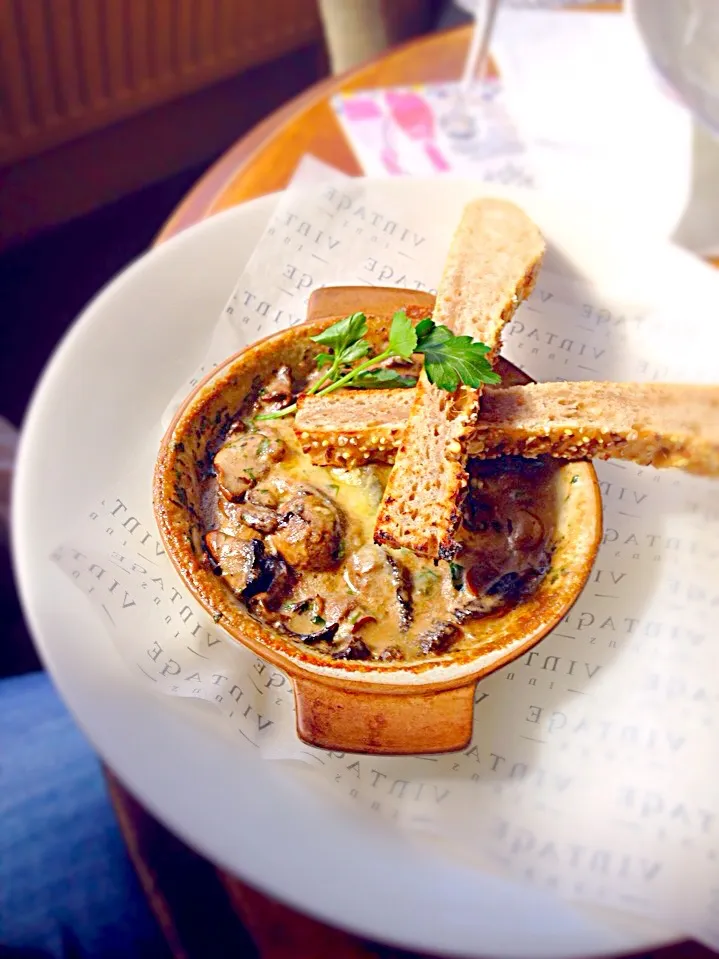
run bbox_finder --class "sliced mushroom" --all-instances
[347,545,413,632]
[258,553,295,608]
[261,594,339,644]
[346,611,377,632]
[385,555,413,632]
[247,595,285,630]
[205,530,294,606]
[347,544,385,580]
[332,636,371,660]
[213,497,265,541]
[462,495,494,533]
[465,560,503,597]
[507,509,545,552]
[239,503,279,534]
[486,571,526,602]
[453,595,502,624]
[379,645,404,662]
[205,532,265,596]
[247,485,279,508]
[486,551,552,603]
[268,483,344,571]
[323,594,356,626]
[418,621,460,655]
[279,593,362,646]
[334,606,378,643]
[261,365,293,408]
[214,432,286,502]
[284,621,340,645]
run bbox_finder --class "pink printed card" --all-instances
[332,79,532,187]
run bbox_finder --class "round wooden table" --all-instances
[110,15,713,959]
[155,24,472,244]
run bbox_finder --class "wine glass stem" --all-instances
[461,0,502,91]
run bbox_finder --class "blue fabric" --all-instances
[0,671,167,958]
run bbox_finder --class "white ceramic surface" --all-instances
[629,0,719,137]
[16,179,715,957]
[627,0,719,257]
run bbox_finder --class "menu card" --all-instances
[52,159,719,948]
[332,78,532,185]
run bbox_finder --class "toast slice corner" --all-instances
[372,198,546,558]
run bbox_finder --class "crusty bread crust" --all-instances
[371,199,546,558]
[296,388,411,466]
[294,356,530,466]
[295,381,719,476]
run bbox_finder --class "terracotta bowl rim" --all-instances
[153,315,603,695]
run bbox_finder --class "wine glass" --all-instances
[441,0,502,141]
[628,0,719,255]
[629,0,719,138]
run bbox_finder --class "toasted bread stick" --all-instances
[372,198,546,558]
[294,382,719,477]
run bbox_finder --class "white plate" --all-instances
[15,179,707,958]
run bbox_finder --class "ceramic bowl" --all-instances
[154,286,602,754]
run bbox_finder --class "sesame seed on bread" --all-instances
[295,381,719,477]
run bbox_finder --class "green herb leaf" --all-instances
[256,309,500,424]
[417,324,501,392]
[311,312,367,353]
[339,338,371,365]
[414,317,435,346]
[388,310,417,359]
[350,369,417,389]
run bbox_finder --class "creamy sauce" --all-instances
[203,387,559,663]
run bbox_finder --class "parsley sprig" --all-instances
[255,310,500,422]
